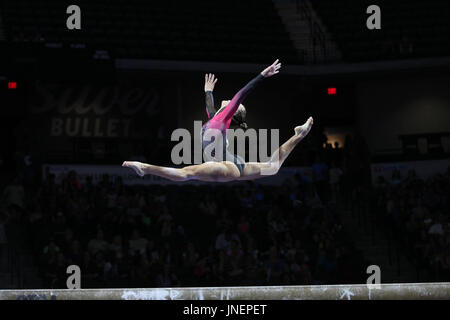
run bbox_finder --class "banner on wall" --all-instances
[28,82,161,139]
[42,164,313,186]
[371,159,450,183]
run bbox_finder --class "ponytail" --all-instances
[239,122,248,129]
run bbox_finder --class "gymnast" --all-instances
[123,59,313,182]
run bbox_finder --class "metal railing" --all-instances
[1,245,22,289]
[350,186,404,279]
[10,246,23,288]
[2,223,24,289]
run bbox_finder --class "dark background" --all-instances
[0,0,449,289]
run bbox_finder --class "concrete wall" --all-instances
[355,72,450,154]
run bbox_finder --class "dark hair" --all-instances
[231,106,247,129]
[239,122,248,129]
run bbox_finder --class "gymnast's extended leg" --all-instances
[122,160,241,182]
[238,116,313,180]
[123,116,312,182]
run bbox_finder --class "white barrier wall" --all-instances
[371,159,450,183]
[44,158,450,187]
[43,164,314,186]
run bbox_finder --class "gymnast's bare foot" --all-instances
[294,117,314,138]
[122,161,145,177]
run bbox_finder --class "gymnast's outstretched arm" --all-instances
[204,73,218,119]
[213,59,281,123]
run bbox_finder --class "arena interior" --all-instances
[0,0,449,300]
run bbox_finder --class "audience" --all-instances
[0,133,379,288]
[0,164,370,288]
[373,167,450,281]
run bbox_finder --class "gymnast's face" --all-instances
[221,100,230,109]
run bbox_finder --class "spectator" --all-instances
[265,246,285,284]
[312,155,329,201]
[0,213,8,268]
[428,215,445,236]
[329,162,343,204]
[66,240,83,266]
[155,264,179,287]
[128,229,148,256]
[3,177,25,209]
[109,235,124,259]
[215,228,241,251]
[237,215,250,235]
[88,230,109,255]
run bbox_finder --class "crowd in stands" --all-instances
[0,132,373,288]
[311,0,450,62]
[372,167,450,281]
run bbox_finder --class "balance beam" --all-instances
[1,283,449,300]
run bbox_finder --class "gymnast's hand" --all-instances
[204,73,218,92]
[261,59,281,77]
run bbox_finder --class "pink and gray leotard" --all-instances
[201,73,264,174]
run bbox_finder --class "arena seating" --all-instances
[311,0,450,62]
[2,0,449,64]
[0,0,300,63]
